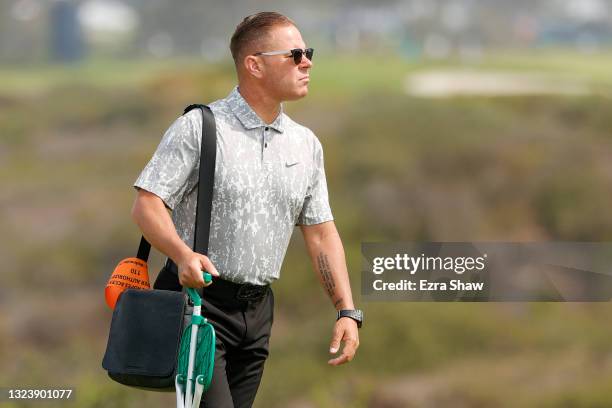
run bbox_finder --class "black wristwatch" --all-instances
[337,309,363,328]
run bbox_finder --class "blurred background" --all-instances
[2,0,612,407]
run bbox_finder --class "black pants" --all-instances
[198,278,274,408]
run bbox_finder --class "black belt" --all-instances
[164,259,269,301]
[203,277,270,301]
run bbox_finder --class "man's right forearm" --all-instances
[131,189,192,264]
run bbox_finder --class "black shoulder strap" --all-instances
[137,104,217,265]
[187,104,216,256]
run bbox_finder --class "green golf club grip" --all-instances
[203,272,212,283]
[186,272,213,306]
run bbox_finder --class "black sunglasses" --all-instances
[253,48,314,65]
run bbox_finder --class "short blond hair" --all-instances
[230,12,296,66]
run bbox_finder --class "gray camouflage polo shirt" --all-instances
[134,86,334,285]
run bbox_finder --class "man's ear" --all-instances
[243,55,264,79]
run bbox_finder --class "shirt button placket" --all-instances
[264,127,269,149]
[263,127,271,173]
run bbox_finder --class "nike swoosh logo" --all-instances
[285,161,299,167]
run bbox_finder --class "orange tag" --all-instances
[105,257,151,309]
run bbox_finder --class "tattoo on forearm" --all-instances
[334,298,343,308]
[317,252,336,299]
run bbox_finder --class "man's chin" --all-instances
[286,87,309,101]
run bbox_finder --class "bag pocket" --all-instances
[102,289,187,390]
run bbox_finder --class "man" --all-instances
[131,12,362,408]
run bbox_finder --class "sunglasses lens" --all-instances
[292,49,303,64]
[292,49,314,64]
[306,48,314,61]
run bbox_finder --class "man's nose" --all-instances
[300,54,313,69]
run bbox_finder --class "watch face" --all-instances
[353,310,363,322]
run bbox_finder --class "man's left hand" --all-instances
[328,317,360,366]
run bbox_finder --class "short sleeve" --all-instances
[296,137,334,226]
[133,111,202,210]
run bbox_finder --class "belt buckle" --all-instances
[236,284,267,301]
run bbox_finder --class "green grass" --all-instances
[2,50,612,96]
[0,56,229,94]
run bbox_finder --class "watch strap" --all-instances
[337,309,363,328]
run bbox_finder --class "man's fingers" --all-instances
[328,334,359,366]
[328,350,351,366]
[327,355,348,366]
[179,273,201,288]
[199,255,219,276]
[178,264,206,288]
[327,343,356,366]
[178,254,220,288]
[328,355,349,365]
[176,251,219,288]
[342,340,357,359]
[191,268,205,286]
[329,328,343,354]
[344,337,359,350]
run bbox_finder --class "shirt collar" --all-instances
[227,86,285,133]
